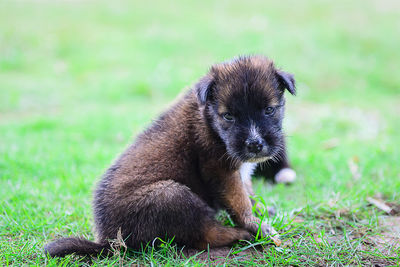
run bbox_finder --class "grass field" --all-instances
[1,0,399,265]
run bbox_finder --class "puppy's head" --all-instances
[196,55,296,163]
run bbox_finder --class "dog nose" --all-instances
[245,139,263,153]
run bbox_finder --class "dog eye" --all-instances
[222,112,235,122]
[264,107,275,116]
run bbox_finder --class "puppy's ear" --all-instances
[276,70,296,95]
[195,74,214,105]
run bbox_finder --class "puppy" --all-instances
[44,55,296,257]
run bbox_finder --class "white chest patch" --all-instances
[239,162,257,183]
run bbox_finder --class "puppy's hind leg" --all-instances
[196,221,252,250]
[125,180,251,250]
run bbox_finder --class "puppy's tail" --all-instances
[44,237,109,257]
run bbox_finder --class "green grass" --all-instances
[1,0,399,265]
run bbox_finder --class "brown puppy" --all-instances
[44,55,296,257]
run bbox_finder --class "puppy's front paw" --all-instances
[260,223,281,246]
[245,217,281,246]
[275,168,296,184]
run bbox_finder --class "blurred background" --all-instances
[0,0,399,262]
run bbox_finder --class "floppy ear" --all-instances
[276,70,296,95]
[195,74,214,105]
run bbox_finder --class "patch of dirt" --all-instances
[179,205,400,265]
[180,217,400,265]
[356,216,400,266]
[372,216,400,252]
[181,246,260,264]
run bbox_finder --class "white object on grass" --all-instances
[274,168,297,184]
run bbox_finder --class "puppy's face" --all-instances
[196,56,296,163]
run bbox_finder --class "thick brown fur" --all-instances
[44,55,295,257]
